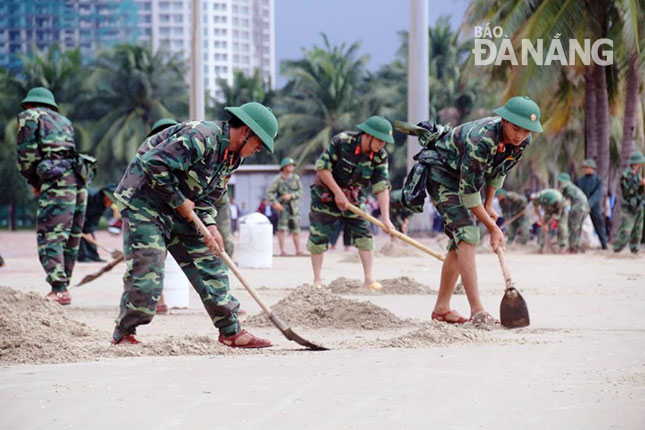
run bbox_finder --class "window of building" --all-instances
[159,1,170,9]
[172,40,182,49]
[173,27,183,35]
[204,78,209,86]
[173,15,183,23]
[160,14,170,23]
[241,43,249,52]
[160,27,170,37]
[173,1,182,10]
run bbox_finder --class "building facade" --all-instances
[0,0,139,70]
[134,0,275,98]
[1,0,275,98]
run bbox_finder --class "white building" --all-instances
[134,0,275,99]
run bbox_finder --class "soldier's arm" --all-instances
[371,151,391,196]
[291,175,303,200]
[458,131,496,208]
[16,113,42,189]
[266,176,280,204]
[193,195,219,226]
[139,130,207,209]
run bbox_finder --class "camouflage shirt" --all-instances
[266,173,303,204]
[423,117,530,208]
[16,107,76,188]
[499,191,527,218]
[115,121,240,232]
[620,167,645,211]
[560,181,589,211]
[315,131,390,196]
[390,189,413,220]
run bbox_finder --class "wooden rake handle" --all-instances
[345,202,445,262]
[190,211,274,316]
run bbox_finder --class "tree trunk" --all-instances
[584,67,598,160]
[610,53,641,241]
[595,64,610,193]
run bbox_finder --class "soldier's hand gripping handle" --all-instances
[176,198,195,222]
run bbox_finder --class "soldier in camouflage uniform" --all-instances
[111,102,277,347]
[532,188,568,253]
[16,87,88,305]
[389,189,414,240]
[495,189,529,245]
[613,151,645,254]
[267,157,305,255]
[307,116,396,290]
[557,173,590,253]
[399,96,542,324]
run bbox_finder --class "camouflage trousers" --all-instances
[36,173,87,291]
[568,204,589,250]
[215,196,234,257]
[306,186,373,253]
[613,207,644,253]
[427,179,480,251]
[113,209,240,342]
[277,201,300,234]
[538,207,568,250]
[505,214,529,245]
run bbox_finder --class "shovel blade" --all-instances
[269,313,328,351]
[500,287,530,328]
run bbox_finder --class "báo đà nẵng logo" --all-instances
[472,24,613,66]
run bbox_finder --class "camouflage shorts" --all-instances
[277,203,300,233]
[306,186,373,253]
[427,179,480,251]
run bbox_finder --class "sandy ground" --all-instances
[0,229,644,429]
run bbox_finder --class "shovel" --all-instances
[82,233,124,259]
[345,202,445,262]
[75,253,125,287]
[190,212,328,351]
[495,247,530,328]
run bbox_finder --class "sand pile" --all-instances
[0,286,102,364]
[327,276,436,295]
[245,284,407,329]
[0,286,254,365]
[373,321,491,348]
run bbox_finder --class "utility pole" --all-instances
[407,0,429,232]
[189,0,204,120]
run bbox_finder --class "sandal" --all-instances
[46,291,71,306]
[111,334,141,345]
[431,309,468,324]
[366,281,383,291]
[219,329,272,348]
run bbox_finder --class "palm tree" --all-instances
[84,44,188,182]
[275,33,368,165]
[209,69,273,118]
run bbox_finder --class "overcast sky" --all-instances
[274,0,470,86]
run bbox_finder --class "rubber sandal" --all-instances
[45,291,71,306]
[218,329,272,348]
[431,309,468,324]
[366,281,383,291]
[111,334,141,345]
[470,311,500,326]
[314,283,323,289]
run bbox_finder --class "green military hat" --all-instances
[280,157,296,169]
[495,188,507,196]
[493,96,543,133]
[557,173,571,182]
[581,158,597,169]
[21,87,58,110]
[628,151,645,165]
[148,118,178,137]
[224,102,278,153]
[357,116,395,144]
[539,189,560,205]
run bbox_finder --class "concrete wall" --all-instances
[229,164,316,228]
